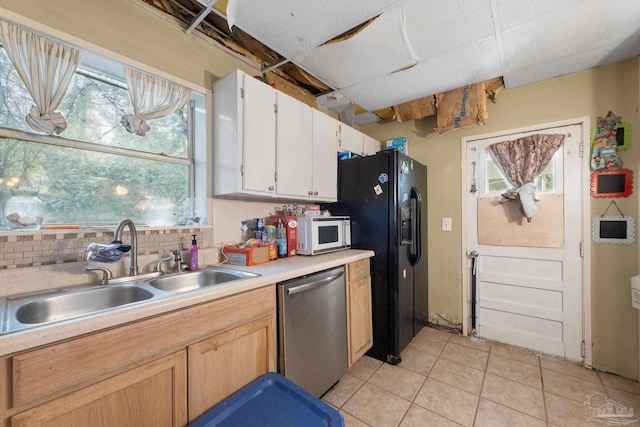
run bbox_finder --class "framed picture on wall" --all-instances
[590,168,633,198]
[591,215,636,244]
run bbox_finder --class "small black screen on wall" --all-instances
[597,173,626,194]
[616,126,626,148]
[600,220,627,239]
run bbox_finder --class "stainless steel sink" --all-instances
[0,266,261,335]
[14,285,154,325]
[148,268,259,293]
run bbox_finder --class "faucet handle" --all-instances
[153,254,174,274]
[86,266,113,286]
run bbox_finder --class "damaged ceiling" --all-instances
[137,0,640,126]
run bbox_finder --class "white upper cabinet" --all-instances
[339,123,380,156]
[213,70,276,198]
[363,134,381,156]
[213,69,375,202]
[311,109,339,201]
[275,91,313,199]
[338,122,364,155]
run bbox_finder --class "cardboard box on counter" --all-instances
[223,246,269,266]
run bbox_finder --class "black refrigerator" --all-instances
[329,150,428,364]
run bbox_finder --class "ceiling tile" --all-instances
[493,0,582,31]
[402,0,495,59]
[293,7,415,89]
[226,0,402,59]
[336,36,502,111]
[504,34,640,88]
[501,0,640,86]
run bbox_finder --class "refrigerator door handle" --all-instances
[410,186,422,266]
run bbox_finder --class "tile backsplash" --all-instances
[0,227,213,270]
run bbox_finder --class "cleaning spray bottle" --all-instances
[189,234,198,271]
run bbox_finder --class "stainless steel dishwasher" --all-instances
[277,266,348,397]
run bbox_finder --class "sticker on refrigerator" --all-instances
[378,173,388,184]
[374,185,383,195]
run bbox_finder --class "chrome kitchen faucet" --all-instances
[113,218,139,276]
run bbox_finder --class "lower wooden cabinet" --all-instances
[188,316,276,422]
[11,351,187,427]
[2,285,276,427]
[346,260,373,367]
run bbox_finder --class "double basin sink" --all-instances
[0,267,260,335]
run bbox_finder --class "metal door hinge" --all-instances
[581,340,585,358]
[240,164,244,176]
[579,241,584,257]
[274,171,278,182]
[240,87,244,98]
[274,103,277,113]
[579,141,584,158]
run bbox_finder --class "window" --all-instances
[0,36,206,227]
[483,148,560,195]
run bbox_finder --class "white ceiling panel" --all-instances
[501,0,640,85]
[504,36,640,88]
[226,0,402,59]
[293,7,415,89]
[337,36,502,111]
[493,0,583,31]
[402,0,495,60]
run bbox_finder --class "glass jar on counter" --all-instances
[3,189,44,230]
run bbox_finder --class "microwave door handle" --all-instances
[410,186,422,266]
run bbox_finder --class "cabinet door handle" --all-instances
[308,190,313,195]
[313,191,318,195]
[268,186,274,191]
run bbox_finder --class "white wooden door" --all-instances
[242,74,276,194]
[465,123,585,361]
[276,91,313,199]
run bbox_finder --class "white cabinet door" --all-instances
[339,123,364,155]
[312,110,338,201]
[242,73,276,195]
[363,134,380,156]
[276,91,313,198]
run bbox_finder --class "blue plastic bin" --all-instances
[189,372,344,427]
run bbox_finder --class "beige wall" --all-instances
[2,0,639,378]
[363,59,640,379]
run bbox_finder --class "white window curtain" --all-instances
[121,68,192,137]
[0,20,81,135]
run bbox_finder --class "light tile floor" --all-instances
[322,327,640,427]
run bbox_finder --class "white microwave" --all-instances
[297,216,351,255]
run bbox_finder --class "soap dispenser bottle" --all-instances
[189,234,198,271]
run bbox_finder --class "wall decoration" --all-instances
[590,111,621,170]
[590,168,633,198]
[591,202,635,244]
[591,121,632,151]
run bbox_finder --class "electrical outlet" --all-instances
[442,217,452,232]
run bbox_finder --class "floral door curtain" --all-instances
[489,134,564,222]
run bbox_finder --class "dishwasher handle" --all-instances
[286,273,344,295]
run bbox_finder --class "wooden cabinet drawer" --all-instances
[347,259,370,282]
[11,285,275,409]
[11,351,187,427]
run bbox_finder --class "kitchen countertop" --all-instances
[0,249,374,357]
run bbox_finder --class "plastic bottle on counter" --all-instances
[265,225,278,260]
[277,218,287,258]
[189,234,199,271]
